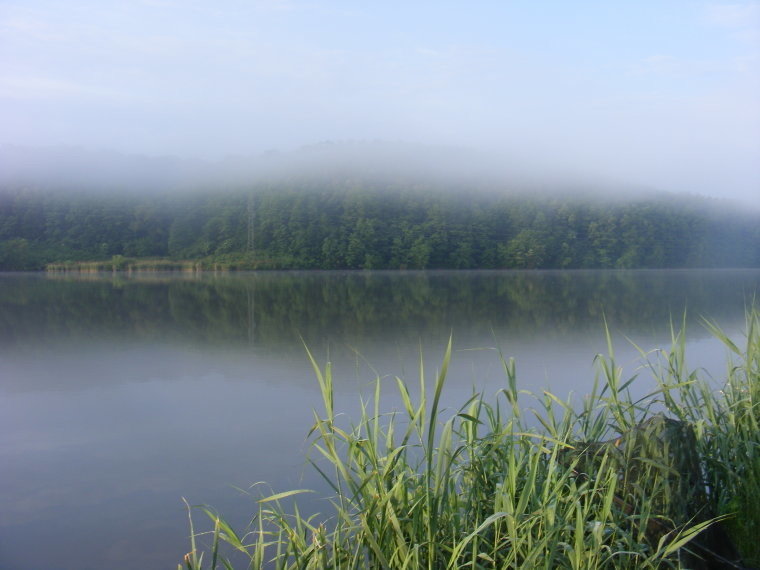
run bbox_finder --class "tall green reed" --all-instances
[181,309,759,569]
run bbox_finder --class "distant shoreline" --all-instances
[41,259,760,273]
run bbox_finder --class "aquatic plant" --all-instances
[644,309,760,567]
[180,309,759,569]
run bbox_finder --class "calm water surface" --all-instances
[0,269,758,569]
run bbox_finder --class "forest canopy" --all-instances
[1,178,758,271]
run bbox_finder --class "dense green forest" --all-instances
[1,180,758,270]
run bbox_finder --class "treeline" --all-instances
[1,181,758,270]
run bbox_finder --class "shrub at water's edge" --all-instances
[180,310,759,569]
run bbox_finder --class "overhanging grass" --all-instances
[180,309,759,569]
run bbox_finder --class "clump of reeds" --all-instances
[644,309,760,567]
[180,309,759,569]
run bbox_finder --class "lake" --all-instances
[0,269,758,569]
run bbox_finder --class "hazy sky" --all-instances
[1,1,759,202]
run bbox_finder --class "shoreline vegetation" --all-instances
[44,254,274,272]
[181,310,759,569]
[2,185,759,272]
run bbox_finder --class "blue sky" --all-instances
[1,1,758,202]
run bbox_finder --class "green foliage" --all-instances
[1,184,758,270]
[181,310,760,569]
[500,229,546,268]
[644,309,760,566]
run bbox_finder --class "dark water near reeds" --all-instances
[0,269,758,569]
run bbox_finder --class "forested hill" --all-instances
[1,181,758,270]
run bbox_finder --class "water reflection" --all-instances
[2,269,757,349]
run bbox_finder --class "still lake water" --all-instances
[0,269,758,569]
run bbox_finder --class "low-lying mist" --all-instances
[0,141,706,206]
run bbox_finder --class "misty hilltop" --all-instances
[1,143,758,271]
[0,142,687,201]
